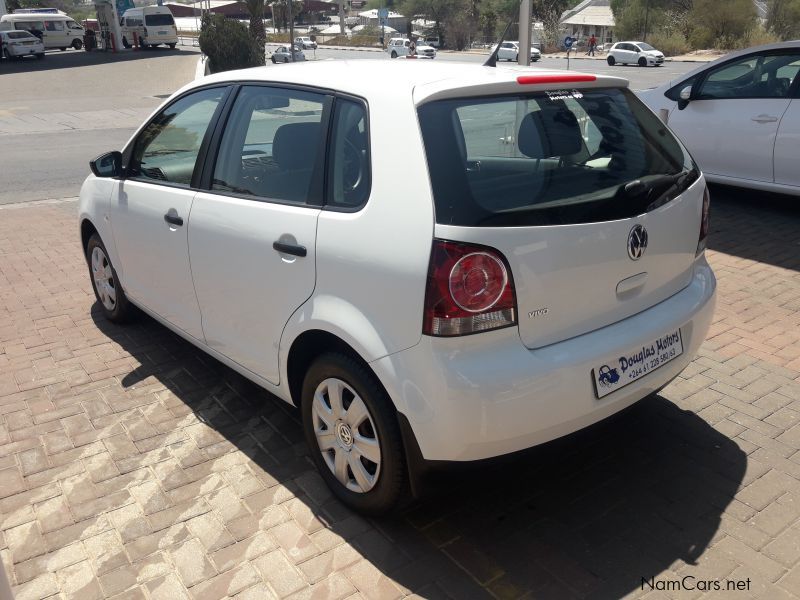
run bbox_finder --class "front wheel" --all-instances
[391,51,397,58]
[86,233,135,323]
[302,353,406,515]
[607,55,616,65]
[168,43,176,49]
[638,57,647,67]
[72,39,82,50]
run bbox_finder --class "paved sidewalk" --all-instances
[0,191,799,599]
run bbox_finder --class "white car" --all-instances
[639,41,800,195]
[493,41,541,62]
[79,62,715,514]
[271,44,305,63]
[386,37,436,59]
[294,36,317,50]
[0,30,45,60]
[607,41,664,66]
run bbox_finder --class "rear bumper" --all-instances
[372,258,716,462]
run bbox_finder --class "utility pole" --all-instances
[518,0,531,66]
[288,0,295,61]
[643,0,650,42]
[339,0,346,35]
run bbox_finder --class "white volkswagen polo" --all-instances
[79,61,716,514]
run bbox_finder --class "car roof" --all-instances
[195,60,628,105]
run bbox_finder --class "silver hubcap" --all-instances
[312,378,381,493]
[91,246,117,311]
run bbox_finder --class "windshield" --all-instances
[417,87,696,227]
[145,14,175,26]
[638,43,655,51]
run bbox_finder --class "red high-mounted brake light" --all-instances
[696,185,711,255]
[516,74,596,85]
[422,240,517,337]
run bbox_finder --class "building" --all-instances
[560,0,614,45]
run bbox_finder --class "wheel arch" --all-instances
[80,218,99,256]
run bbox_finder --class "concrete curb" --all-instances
[542,53,719,64]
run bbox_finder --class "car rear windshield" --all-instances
[145,14,174,26]
[418,87,697,227]
[7,31,34,39]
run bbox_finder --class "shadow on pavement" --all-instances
[0,45,198,74]
[91,304,746,599]
[708,184,800,272]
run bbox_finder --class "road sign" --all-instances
[564,36,574,49]
[378,7,389,19]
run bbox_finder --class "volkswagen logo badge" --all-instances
[627,225,648,260]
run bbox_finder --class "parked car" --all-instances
[294,36,317,50]
[638,41,800,195]
[492,40,541,62]
[607,41,664,66]
[386,37,436,59]
[0,30,45,60]
[271,45,306,63]
[79,61,716,514]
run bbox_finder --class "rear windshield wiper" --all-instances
[623,170,698,211]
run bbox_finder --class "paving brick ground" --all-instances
[0,189,799,600]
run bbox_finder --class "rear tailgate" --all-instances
[418,79,703,349]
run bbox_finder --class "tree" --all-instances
[767,0,800,39]
[245,0,267,48]
[689,0,756,47]
[271,0,305,32]
[199,13,265,73]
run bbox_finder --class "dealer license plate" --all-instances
[592,329,684,399]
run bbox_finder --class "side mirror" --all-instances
[677,85,693,110]
[90,151,123,178]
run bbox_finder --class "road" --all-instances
[0,43,696,205]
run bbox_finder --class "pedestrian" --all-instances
[588,34,597,57]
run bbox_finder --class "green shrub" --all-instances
[688,25,715,50]
[199,14,265,74]
[647,32,689,57]
[743,25,781,47]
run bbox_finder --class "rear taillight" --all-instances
[696,185,710,255]
[422,240,517,336]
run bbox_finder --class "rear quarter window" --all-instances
[417,87,697,227]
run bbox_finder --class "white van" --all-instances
[0,12,85,50]
[120,6,178,49]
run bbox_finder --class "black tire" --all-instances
[168,43,176,49]
[607,55,615,65]
[85,233,134,323]
[515,53,519,61]
[271,55,276,63]
[60,47,67,51]
[122,37,131,49]
[72,39,82,50]
[638,56,647,67]
[301,352,406,515]
[35,53,44,60]
[391,51,397,58]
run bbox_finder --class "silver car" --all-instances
[271,44,305,63]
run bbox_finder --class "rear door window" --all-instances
[418,87,696,227]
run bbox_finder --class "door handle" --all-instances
[752,114,778,123]
[273,241,307,257]
[163,212,183,227]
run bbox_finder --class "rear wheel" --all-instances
[271,55,276,63]
[86,233,134,323]
[60,47,67,51]
[391,50,397,58]
[302,353,406,515]
[638,56,647,67]
[607,55,615,65]
[35,53,44,60]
